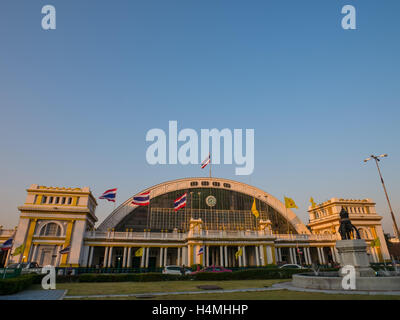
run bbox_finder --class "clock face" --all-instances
[206,195,217,207]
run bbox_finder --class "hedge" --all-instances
[0,274,36,295]
[31,268,310,283]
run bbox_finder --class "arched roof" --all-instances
[97,177,310,234]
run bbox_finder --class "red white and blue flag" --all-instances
[99,188,117,202]
[59,246,71,254]
[132,191,151,206]
[201,153,211,169]
[197,247,204,256]
[174,193,187,211]
[0,238,13,251]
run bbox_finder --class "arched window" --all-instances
[40,223,61,236]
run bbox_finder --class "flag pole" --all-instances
[209,153,211,178]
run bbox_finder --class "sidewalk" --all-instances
[0,289,67,300]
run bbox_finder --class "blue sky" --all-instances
[0,1,399,234]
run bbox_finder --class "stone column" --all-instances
[255,246,260,266]
[220,246,224,266]
[238,246,242,267]
[145,247,150,268]
[206,246,209,267]
[289,247,294,264]
[224,246,228,267]
[159,248,164,267]
[242,246,247,267]
[107,247,113,267]
[103,247,109,268]
[126,247,131,268]
[177,247,181,266]
[278,247,282,262]
[88,246,94,267]
[164,247,168,266]
[122,247,127,268]
[140,247,145,268]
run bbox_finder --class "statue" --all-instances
[338,207,361,240]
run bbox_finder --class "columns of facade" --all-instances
[321,248,326,264]
[237,246,242,267]
[122,247,127,268]
[306,247,312,265]
[260,245,265,266]
[330,246,336,263]
[87,246,94,267]
[29,244,38,263]
[145,247,150,268]
[52,245,60,267]
[182,247,187,266]
[224,246,228,267]
[205,246,209,267]
[107,246,113,267]
[103,246,109,268]
[242,246,247,267]
[140,247,145,268]
[159,248,164,267]
[255,246,260,266]
[277,247,282,262]
[289,247,294,264]
[164,247,168,266]
[177,247,181,266]
[127,247,132,268]
[219,246,224,266]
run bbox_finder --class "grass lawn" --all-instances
[53,280,400,300]
[56,279,287,296]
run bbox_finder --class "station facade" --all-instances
[0,178,391,268]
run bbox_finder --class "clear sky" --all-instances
[0,1,399,235]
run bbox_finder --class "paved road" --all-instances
[0,289,67,300]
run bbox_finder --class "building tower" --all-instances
[307,198,390,262]
[9,184,97,267]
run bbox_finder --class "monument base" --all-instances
[335,239,376,277]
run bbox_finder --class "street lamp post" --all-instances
[364,154,399,239]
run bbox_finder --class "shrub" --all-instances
[0,274,36,295]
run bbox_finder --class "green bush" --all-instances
[76,272,188,283]
[0,274,36,295]
[192,268,310,281]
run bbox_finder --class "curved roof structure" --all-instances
[98,177,310,234]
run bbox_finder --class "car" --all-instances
[162,265,192,275]
[278,264,305,269]
[191,266,232,275]
[7,262,42,274]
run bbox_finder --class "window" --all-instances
[68,197,72,205]
[41,196,47,204]
[201,181,209,186]
[49,197,53,204]
[223,183,231,188]
[61,197,66,204]
[190,182,198,186]
[55,197,59,204]
[40,223,61,236]
[212,182,220,187]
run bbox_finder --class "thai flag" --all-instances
[59,246,71,254]
[197,247,204,256]
[0,238,13,251]
[132,191,150,206]
[201,153,210,169]
[99,188,117,202]
[174,193,187,211]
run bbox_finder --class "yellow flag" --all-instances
[251,198,259,218]
[284,196,298,209]
[310,197,317,208]
[12,244,24,256]
[135,248,144,257]
[371,237,381,248]
[235,247,243,260]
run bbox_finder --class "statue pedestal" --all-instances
[336,239,376,277]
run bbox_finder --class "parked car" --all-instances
[278,264,305,269]
[7,262,42,274]
[162,265,192,275]
[191,266,232,275]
